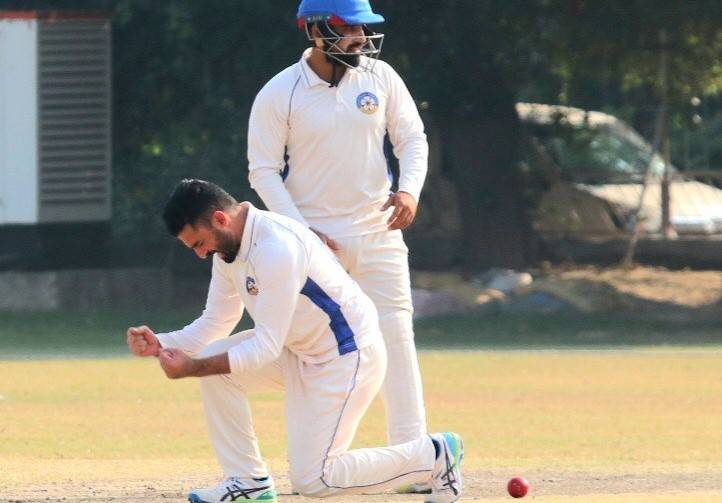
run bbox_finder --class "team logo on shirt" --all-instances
[246,276,259,295]
[356,92,379,114]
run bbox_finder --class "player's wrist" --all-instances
[192,353,231,377]
[187,358,203,378]
[397,190,418,202]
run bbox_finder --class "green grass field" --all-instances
[3,309,722,358]
[2,311,722,501]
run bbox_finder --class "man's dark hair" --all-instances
[162,179,237,236]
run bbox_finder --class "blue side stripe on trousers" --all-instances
[300,278,357,355]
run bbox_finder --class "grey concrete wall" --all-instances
[0,268,173,311]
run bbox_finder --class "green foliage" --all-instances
[110,1,301,246]
[376,0,545,119]
[373,1,722,125]
[6,0,722,264]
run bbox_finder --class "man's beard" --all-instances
[327,52,360,68]
[213,230,241,264]
[326,42,364,68]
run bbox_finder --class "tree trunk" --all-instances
[441,98,534,273]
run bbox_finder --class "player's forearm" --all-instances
[157,269,244,355]
[227,329,284,374]
[389,76,429,201]
[398,145,429,202]
[389,114,428,202]
[190,353,231,377]
[156,316,238,356]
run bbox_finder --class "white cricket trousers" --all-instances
[332,229,427,444]
[197,331,436,497]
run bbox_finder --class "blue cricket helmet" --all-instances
[297,0,385,26]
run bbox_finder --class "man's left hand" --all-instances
[381,191,418,230]
[158,348,196,379]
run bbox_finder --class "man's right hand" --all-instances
[126,325,161,357]
[310,228,341,252]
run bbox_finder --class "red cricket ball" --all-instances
[507,476,530,498]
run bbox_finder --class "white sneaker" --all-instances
[188,476,277,502]
[425,432,464,503]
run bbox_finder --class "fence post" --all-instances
[661,134,677,238]
[659,30,677,240]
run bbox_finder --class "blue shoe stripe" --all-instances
[442,432,464,469]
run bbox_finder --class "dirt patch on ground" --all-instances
[413,266,722,318]
[536,266,722,311]
[4,469,722,502]
[558,267,722,307]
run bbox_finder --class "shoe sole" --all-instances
[188,491,277,503]
[396,483,433,494]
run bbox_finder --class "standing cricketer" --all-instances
[247,1,429,491]
[126,179,463,503]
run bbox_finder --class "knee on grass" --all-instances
[289,476,329,498]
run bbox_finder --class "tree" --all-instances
[376,1,548,271]
[6,0,722,269]
[109,1,302,245]
[378,0,722,271]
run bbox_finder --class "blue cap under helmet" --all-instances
[297,0,385,26]
[297,0,385,74]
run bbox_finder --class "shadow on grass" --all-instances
[2,310,722,359]
[415,312,722,349]
[0,310,251,359]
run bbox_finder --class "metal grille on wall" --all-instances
[37,18,111,223]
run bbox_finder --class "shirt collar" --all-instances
[238,202,258,263]
[299,48,328,89]
[299,48,358,88]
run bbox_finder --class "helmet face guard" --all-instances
[303,18,384,71]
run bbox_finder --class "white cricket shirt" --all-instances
[157,204,381,374]
[248,48,428,239]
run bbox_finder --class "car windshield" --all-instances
[528,122,667,182]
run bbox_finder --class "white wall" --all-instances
[0,19,38,224]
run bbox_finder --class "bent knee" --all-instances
[290,477,329,498]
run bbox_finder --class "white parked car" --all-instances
[517,102,722,236]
